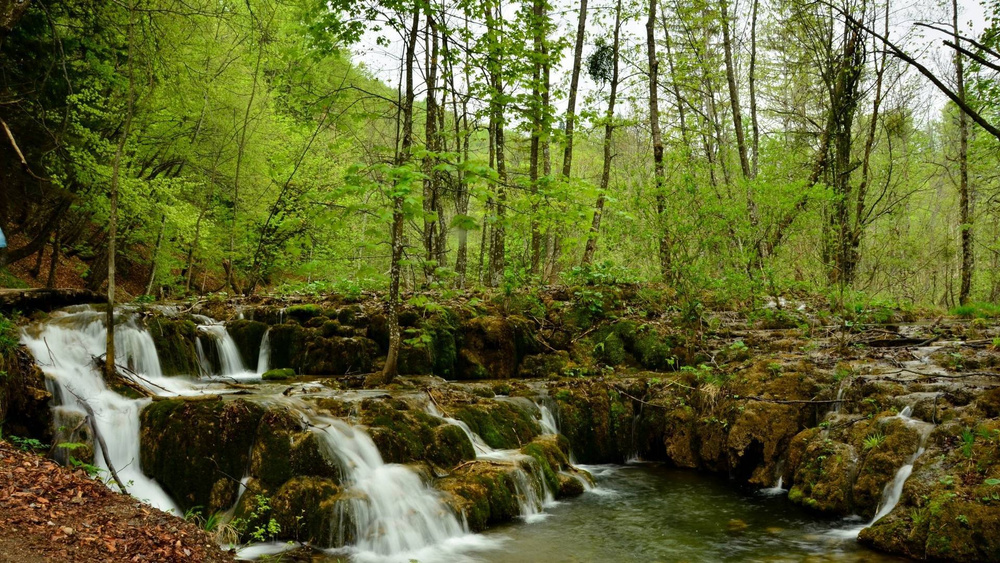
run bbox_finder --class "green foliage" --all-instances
[9,435,47,452]
[0,314,19,357]
[961,428,976,458]
[863,431,886,451]
[951,303,1000,319]
[232,495,281,543]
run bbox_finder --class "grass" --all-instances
[863,431,886,451]
[950,302,1000,319]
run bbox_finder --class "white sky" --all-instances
[348,0,992,129]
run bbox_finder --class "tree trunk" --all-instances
[646,0,669,280]
[145,214,166,296]
[529,0,548,275]
[45,223,60,288]
[422,12,440,283]
[720,0,751,180]
[582,0,621,267]
[749,0,760,178]
[954,0,973,304]
[485,0,507,287]
[370,7,419,387]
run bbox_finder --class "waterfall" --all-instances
[303,412,496,562]
[425,402,555,517]
[760,476,785,496]
[256,329,271,375]
[538,403,559,435]
[868,407,933,525]
[20,307,187,513]
[197,324,252,379]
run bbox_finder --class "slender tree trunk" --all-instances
[107,0,136,376]
[582,0,621,267]
[145,214,165,296]
[529,0,547,275]
[954,0,973,304]
[372,7,420,386]
[647,0,669,280]
[422,12,440,283]
[720,0,750,179]
[45,223,60,288]
[486,0,507,287]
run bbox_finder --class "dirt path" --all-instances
[0,441,234,562]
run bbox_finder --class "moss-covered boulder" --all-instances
[226,319,268,371]
[267,323,378,376]
[0,347,51,443]
[450,400,541,450]
[140,398,265,513]
[520,435,575,497]
[550,382,635,463]
[147,317,201,375]
[262,368,295,380]
[270,476,341,545]
[786,430,857,515]
[356,398,475,467]
[455,316,535,379]
[437,460,526,531]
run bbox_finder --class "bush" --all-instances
[0,314,19,357]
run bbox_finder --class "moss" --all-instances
[250,409,300,488]
[451,401,540,450]
[226,319,268,370]
[357,398,446,464]
[266,323,378,375]
[426,423,475,468]
[262,368,295,380]
[455,316,521,379]
[520,435,571,495]
[0,346,51,444]
[140,398,265,513]
[557,473,585,497]
[146,317,201,375]
[437,461,523,531]
[549,382,634,463]
[519,352,569,378]
[286,304,324,323]
[270,477,341,545]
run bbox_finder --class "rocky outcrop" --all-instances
[0,288,105,314]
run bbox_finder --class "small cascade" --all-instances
[760,476,785,497]
[305,413,481,561]
[424,401,554,517]
[198,324,255,379]
[537,402,559,435]
[868,407,934,524]
[20,307,187,513]
[832,376,851,414]
[256,329,271,375]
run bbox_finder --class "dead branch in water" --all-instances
[63,389,129,495]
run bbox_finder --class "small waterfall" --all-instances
[256,329,271,375]
[537,403,559,435]
[760,476,785,496]
[307,414,474,560]
[198,324,252,378]
[20,307,185,513]
[868,407,933,524]
[425,402,554,517]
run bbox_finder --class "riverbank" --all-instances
[0,440,234,562]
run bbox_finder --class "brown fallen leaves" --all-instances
[0,441,234,562]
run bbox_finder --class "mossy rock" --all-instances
[146,317,201,376]
[450,401,541,450]
[437,461,524,531]
[140,398,265,513]
[851,418,921,517]
[357,398,443,464]
[267,323,378,375]
[550,382,635,463]
[787,437,857,515]
[270,476,341,545]
[520,435,572,495]
[286,304,324,323]
[250,408,301,489]
[226,319,268,370]
[263,368,295,381]
[519,351,569,378]
[455,316,522,379]
[426,423,475,468]
[557,473,586,497]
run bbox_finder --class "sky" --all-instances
[347,0,993,128]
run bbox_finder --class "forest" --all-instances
[3,1,1000,561]
[2,0,998,308]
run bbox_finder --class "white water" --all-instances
[538,403,559,436]
[833,405,934,539]
[256,329,271,375]
[20,307,190,513]
[198,323,258,381]
[301,410,497,562]
[760,476,785,497]
[425,401,556,518]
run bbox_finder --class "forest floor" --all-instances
[0,441,234,563]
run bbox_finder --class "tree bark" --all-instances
[370,7,419,387]
[647,0,670,280]
[145,214,165,296]
[582,0,621,267]
[954,0,973,304]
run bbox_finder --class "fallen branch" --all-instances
[64,389,128,495]
[745,396,848,405]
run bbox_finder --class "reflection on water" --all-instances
[475,463,906,563]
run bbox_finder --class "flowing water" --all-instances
[20,306,921,563]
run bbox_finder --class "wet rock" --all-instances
[437,460,524,532]
[226,319,268,370]
[146,317,201,376]
[140,398,265,513]
[270,476,341,545]
[262,368,295,381]
[550,382,634,463]
[0,347,51,444]
[455,315,534,379]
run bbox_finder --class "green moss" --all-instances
[427,423,475,467]
[451,401,540,450]
[270,477,341,545]
[226,319,269,369]
[140,398,265,513]
[146,318,201,376]
[263,368,295,380]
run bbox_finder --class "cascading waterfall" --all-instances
[833,405,935,538]
[868,407,934,524]
[425,401,555,518]
[20,306,190,513]
[256,329,271,375]
[537,403,559,436]
[197,323,255,379]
